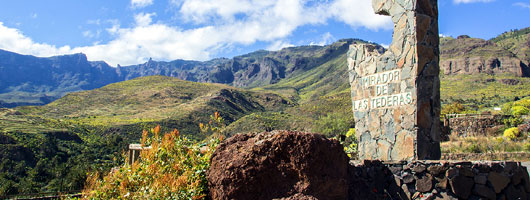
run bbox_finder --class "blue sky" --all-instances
[0,0,529,66]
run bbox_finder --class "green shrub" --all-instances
[83,126,221,199]
[342,128,358,158]
[503,127,520,141]
[523,143,530,152]
[466,143,482,153]
[501,102,513,115]
[504,116,524,127]
[441,102,465,115]
[512,106,530,116]
[314,112,352,138]
[502,98,530,115]
[514,99,530,108]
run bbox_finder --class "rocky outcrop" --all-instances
[207,130,349,200]
[440,37,530,77]
[440,56,527,76]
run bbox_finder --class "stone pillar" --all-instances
[347,0,441,160]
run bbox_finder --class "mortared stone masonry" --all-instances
[347,0,441,160]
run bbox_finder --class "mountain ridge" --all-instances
[0,39,366,107]
[439,28,530,77]
[1,27,529,107]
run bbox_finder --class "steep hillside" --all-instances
[225,40,380,135]
[440,73,530,111]
[0,39,361,107]
[118,39,354,88]
[0,107,126,196]
[20,76,289,137]
[491,27,530,65]
[0,50,120,107]
[1,76,290,195]
[439,35,529,77]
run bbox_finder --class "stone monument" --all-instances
[347,0,441,160]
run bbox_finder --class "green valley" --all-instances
[1,27,530,197]
[0,76,291,196]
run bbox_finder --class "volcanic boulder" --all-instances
[207,130,349,200]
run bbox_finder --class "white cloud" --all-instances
[329,0,392,30]
[0,22,72,57]
[513,2,530,9]
[175,0,391,29]
[134,12,156,27]
[453,0,494,4]
[267,40,294,51]
[87,19,101,25]
[131,0,154,8]
[82,30,101,39]
[82,30,94,38]
[310,32,335,46]
[0,0,393,66]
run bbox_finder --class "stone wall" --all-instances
[349,160,530,200]
[445,115,505,137]
[347,0,441,160]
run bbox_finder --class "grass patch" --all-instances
[441,135,530,155]
[441,73,530,112]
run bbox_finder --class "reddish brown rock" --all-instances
[427,165,444,176]
[207,130,349,200]
[472,184,496,200]
[413,164,427,173]
[416,174,433,192]
[488,172,510,193]
[435,177,448,189]
[505,185,527,200]
[474,174,487,185]
[449,175,474,199]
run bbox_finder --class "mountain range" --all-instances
[0,39,359,107]
[2,27,528,107]
[1,27,530,196]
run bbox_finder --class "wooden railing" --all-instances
[128,144,151,165]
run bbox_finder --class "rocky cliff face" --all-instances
[119,40,354,88]
[440,36,530,77]
[0,50,120,106]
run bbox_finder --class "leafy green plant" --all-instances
[199,112,226,138]
[314,112,353,138]
[504,127,520,141]
[466,143,482,153]
[504,116,524,127]
[441,102,465,115]
[512,106,530,116]
[83,126,220,200]
[524,143,530,152]
[342,128,358,158]
[83,112,227,199]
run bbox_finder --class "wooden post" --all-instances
[128,144,152,165]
